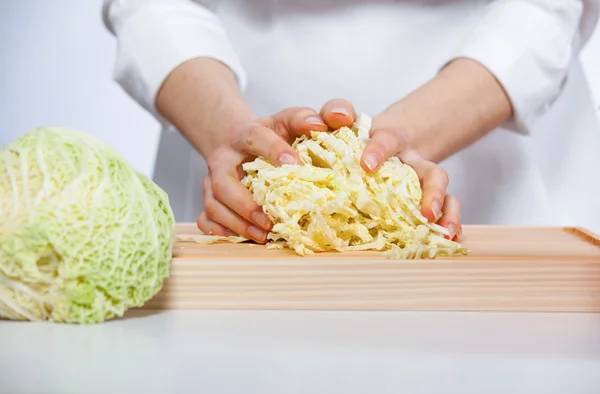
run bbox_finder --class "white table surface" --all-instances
[1,309,600,394]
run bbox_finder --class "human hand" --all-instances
[198,102,355,243]
[198,98,461,242]
[198,99,370,242]
[315,99,463,241]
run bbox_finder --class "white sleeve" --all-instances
[102,0,247,126]
[446,0,600,134]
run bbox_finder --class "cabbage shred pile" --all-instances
[242,114,467,259]
[0,127,175,324]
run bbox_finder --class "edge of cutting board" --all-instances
[564,226,600,247]
[139,224,600,313]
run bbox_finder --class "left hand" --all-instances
[315,99,462,241]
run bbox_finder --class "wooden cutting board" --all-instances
[141,223,600,313]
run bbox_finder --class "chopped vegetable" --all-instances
[242,114,467,259]
[0,127,176,324]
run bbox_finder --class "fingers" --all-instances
[406,156,461,239]
[234,122,301,166]
[320,98,357,130]
[197,176,238,236]
[402,156,449,224]
[275,107,329,139]
[242,107,331,166]
[437,194,461,241]
[206,149,273,243]
[360,128,408,173]
[197,212,237,237]
[203,193,269,243]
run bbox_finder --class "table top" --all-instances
[2,310,600,394]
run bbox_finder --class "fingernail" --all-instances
[252,210,272,230]
[431,199,442,221]
[447,223,457,240]
[279,153,297,165]
[305,116,325,126]
[364,154,379,171]
[330,107,351,117]
[248,225,267,242]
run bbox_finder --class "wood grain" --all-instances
[140,224,600,313]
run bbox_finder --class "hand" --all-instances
[198,101,355,243]
[319,99,463,241]
[198,108,317,242]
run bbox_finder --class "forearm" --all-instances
[156,58,254,159]
[381,58,513,163]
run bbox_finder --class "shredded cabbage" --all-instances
[242,114,468,259]
[0,127,175,324]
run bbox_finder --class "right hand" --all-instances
[197,103,355,243]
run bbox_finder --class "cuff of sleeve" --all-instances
[443,1,582,135]
[111,3,247,129]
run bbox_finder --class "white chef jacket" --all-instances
[103,0,600,234]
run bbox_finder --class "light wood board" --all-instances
[141,223,600,313]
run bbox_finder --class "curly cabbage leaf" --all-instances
[242,114,468,259]
[0,127,175,324]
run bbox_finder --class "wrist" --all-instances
[377,58,512,163]
[156,57,254,159]
[374,100,424,159]
[203,97,255,157]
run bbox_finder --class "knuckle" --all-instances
[441,168,450,186]
[371,129,398,153]
[206,156,216,172]
[425,164,449,185]
[203,198,218,219]
[244,124,263,149]
[235,195,257,220]
[207,149,223,172]
[211,176,226,198]
[434,166,450,185]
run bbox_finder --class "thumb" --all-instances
[320,98,357,130]
[274,107,329,140]
[360,129,404,173]
[234,123,301,167]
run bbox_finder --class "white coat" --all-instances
[103,0,600,234]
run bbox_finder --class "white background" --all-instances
[1,0,600,178]
[0,0,161,176]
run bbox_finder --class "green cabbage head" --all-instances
[0,127,175,324]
